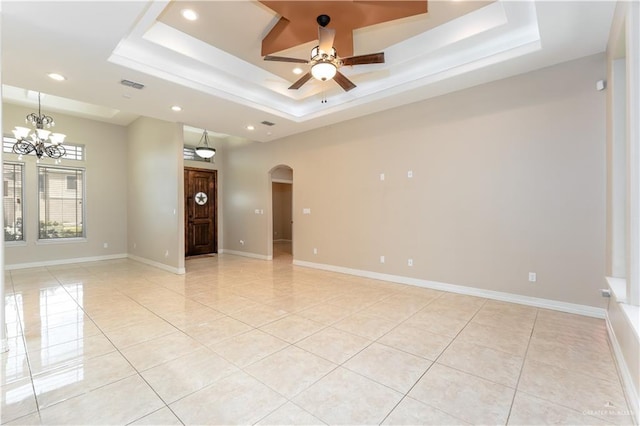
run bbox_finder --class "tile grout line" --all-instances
[8,264,95,422]
[378,297,489,425]
[6,256,626,425]
[23,268,60,421]
[238,298,425,426]
[502,325,629,424]
[504,308,539,425]
[3,271,42,423]
[52,269,187,424]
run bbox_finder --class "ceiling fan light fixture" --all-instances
[311,46,336,59]
[311,62,337,81]
[263,16,382,91]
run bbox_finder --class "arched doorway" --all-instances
[268,165,293,262]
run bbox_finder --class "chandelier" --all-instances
[195,130,216,159]
[12,92,66,160]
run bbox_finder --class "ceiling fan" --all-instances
[264,14,385,92]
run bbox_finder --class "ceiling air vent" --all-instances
[120,79,145,90]
[261,120,275,126]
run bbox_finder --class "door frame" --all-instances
[184,167,218,256]
[267,165,293,260]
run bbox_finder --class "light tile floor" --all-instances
[1,254,635,425]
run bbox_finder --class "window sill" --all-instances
[4,241,27,247]
[36,238,87,245]
[607,276,640,340]
[607,276,627,302]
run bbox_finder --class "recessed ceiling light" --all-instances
[181,9,198,21]
[47,73,66,81]
[171,105,182,112]
[246,125,255,131]
[292,67,303,75]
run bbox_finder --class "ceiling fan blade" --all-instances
[318,26,336,54]
[333,71,356,92]
[341,52,385,66]
[288,72,312,90]
[264,55,309,64]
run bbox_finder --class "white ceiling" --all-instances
[1,1,615,143]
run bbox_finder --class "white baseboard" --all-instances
[292,259,606,319]
[5,254,128,270]
[606,312,640,423]
[219,249,272,261]
[127,255,186,275]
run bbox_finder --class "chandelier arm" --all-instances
[44,144,66,160]
[12,140,37,155]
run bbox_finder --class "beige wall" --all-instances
[3,103,128,266]
[273,182,292,241]
[223,53,607,308]
[127,116,184,272]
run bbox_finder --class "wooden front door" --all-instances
[184,168,217,256]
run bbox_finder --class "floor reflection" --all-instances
[1,256,634,425]
[273,240,292,263]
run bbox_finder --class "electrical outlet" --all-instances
[408,258,413,267]
[380,173,385,181]
[240,240,245,245]
[164,250,169,258]
[380,255,385,263]
[103,242,108,249]
[528,272,537,282]
[313,248,318,255]
[407,170,413,178]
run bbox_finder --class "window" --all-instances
[3,136,85,161]
[3,163,24,241]
[38,166,85,239]
[66,175,77,190]
[184,146,212,163]
[60,144,84,161]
